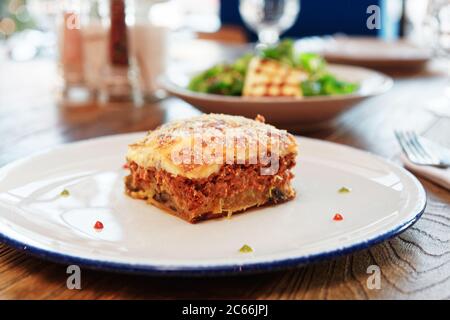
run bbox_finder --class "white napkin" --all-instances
[401,154,450,190]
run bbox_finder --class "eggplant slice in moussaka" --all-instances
[125,114,297,223]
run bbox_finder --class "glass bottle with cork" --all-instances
[102,0,134,103]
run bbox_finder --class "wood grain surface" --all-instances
[0,41,449,299]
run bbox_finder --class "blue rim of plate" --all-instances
[0,199,426,277]
[0,134,427,277]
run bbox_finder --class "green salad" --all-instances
[188,39,358,97]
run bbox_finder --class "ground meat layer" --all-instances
[125,154,296,223]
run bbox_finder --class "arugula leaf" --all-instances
[298,52,326,75]
[301,74,359,96]
[260,39,297,67]
[188,38,359,97]
[233,53,253,75]
[188,64,246,96]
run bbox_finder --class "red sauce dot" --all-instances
[333,213,344,221]
[94,221,104,230]
[123,163,129,169]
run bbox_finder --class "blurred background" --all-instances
[0,0,448,106]
[1,0,450,301]
[0,0,437,54]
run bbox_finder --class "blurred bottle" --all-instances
[380,0,404,40]
[425,0,450,56]
[58,0,84,94]
[101,0,134,103]
[403,0,431,43]
[80,0,109,98]
[422,0,450,115]
[128,0,169,102]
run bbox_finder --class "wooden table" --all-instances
[0,41,450,299]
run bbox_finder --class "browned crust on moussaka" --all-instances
[125,153,296,223]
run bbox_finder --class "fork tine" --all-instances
[395,130,422,164]
[395,130,449,168]
[405,131,433,163]
[418,132,440,162]
[407,131,438,164]
[394,130,408,157]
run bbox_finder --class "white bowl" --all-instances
[160,64,393,127]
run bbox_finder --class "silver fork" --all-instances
[394,130,450,168]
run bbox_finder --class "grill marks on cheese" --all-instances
[243,57,307,97]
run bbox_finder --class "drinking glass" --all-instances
[239,0,300,46]
[127,0,169,102]
[435,1,450,58]
[436,1,450,108]
[423,0,450,114]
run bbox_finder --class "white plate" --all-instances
[161,64,393,127]
[0,133,426,275]
[321,37,431,70]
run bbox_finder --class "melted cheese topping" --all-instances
[243,57,307,97]
[127,114,297,179]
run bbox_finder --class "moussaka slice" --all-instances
[125,114,297,223]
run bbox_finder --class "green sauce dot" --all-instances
[239,244,253,253]
[338,187,351,193]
